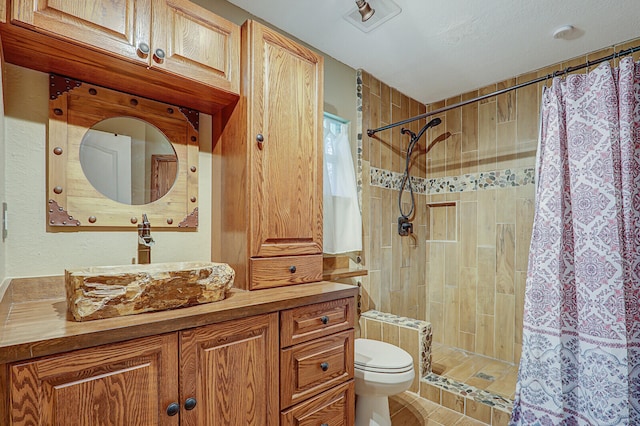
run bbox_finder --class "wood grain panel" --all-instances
[250,254,323,290]
[9,333,178,425]
[280,297,354,348]
[11,0,148,64]
[280,330,353,409]
[280,380,354,426]
[179,312,279,426]
[247,20,323,258]
[0,276,357,365]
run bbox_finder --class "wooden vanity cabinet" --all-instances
[221,20,324,290]
[7,313,278,425]
[279,298,356,425]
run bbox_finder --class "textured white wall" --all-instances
[3,64,212,278]
[0,54,6,285]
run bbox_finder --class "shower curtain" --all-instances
[510,57,640,425]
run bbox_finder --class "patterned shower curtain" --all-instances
[510,57,640,425]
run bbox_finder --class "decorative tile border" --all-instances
[370,166,535,195]
[423,372,514,414]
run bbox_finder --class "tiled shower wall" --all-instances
[358,37,640,365]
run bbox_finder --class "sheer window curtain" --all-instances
[323,113,362,254]
[510,57,640,425]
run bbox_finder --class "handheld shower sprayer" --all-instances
[397,116,442,236]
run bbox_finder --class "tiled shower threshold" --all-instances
[422,372,513,424]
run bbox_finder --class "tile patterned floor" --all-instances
[410,342,517,425]
[390,391,490,425]
[430,342,518,400]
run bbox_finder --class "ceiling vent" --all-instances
[344,0,401,33]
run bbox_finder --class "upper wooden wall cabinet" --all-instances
[221,20,324,290]
[1,0,240,114]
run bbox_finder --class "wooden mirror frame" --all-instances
[47,74,199,229]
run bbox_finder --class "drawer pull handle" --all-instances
[320,362,329,371]
[154,48,166,64]
[166,402,180,416]
[320,315,329,324]
[184,397,197,410]
[289,265,297,273]
[256,133,264,149]
[321,424,329,426]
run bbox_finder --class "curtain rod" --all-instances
[367,44,640,137]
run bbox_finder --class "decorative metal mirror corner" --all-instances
[47,74,200,229]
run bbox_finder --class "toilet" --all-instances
[354,338,415,426]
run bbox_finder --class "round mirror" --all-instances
[79,117,178,205]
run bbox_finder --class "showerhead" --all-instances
[426,117,441,128]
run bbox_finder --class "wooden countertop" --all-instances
[0,276,358,365]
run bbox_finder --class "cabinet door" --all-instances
[247,21,324,258]
[179,313,279,426]
[11,0,150,64]
[151,0,240,94]
[9,333,179,426]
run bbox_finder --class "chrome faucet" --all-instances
[137,213,155,264]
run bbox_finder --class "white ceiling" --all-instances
[225,0,640,104]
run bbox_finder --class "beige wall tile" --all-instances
[364,317,382,341]
[441,389,465,414]
[477,189,496,247]
[444,286,460,347]
[478,102,497,172]
[459,267,477,334]
[445,242,459,287]
[446,132,462,177]
[515,198,535,272]
[429,243,445,303]
[420,382,442,404]
[382,321,399,345]
[477,247,496,316]
[515,271,527,345]
[461,100,478,152]
[492,408,512,426]
[516,71,539,143]
[369,93,381,167]
[496,188,516,224]
[496,78,516,123]
[496,121,517,170]
[494,293,515,362]
[430,302,444,343]
[460,201,478,268]
[458,331,475,353]
[446,204,458,241]
[496,224,515,295]
[477,314,495,357]
[466,398,492,424]
[399,326,420,392]
[382,188,393,247]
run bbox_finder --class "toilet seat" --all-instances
[354,338,414,373]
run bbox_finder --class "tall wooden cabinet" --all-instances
[8,313,278,425]
[221,20,324,290]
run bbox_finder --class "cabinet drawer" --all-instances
[281,329,354,409]
[250,254,322,290]
[281,380,354,426]
[281,298,355,348]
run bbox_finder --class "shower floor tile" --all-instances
[430,342,518,399]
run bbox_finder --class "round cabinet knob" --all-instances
[137,42,150,58]
[289,265,297,273]
[320,362,329,371]
[154,48,166,64]
[166,402,180,416]
[256,133,265,149]
[184,397,197,411]
[320,315,329,324]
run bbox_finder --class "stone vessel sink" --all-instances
[65,261,235,321]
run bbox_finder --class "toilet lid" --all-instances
[354,338,414,373]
